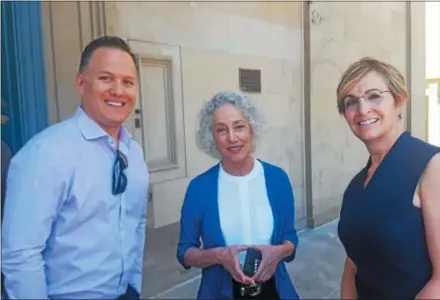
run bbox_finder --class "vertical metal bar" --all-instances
[302,1,314,228]
[405,1,412,133]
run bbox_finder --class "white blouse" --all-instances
[218,158,274,265]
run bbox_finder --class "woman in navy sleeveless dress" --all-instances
[335,57,440,299]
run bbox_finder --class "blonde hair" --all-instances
[336,57,409,114]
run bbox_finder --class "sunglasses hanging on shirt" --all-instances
[112,149,128,195]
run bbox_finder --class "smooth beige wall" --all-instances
[306,2,426,226]
[410,2,428,141]
[105,2,307,229]
[42,2,106,124]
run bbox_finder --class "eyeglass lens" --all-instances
[344,90,387,111]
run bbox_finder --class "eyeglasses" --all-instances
[112,149,128,195]
[340,89,390,113]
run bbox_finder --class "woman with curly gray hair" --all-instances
[176,91,300,300]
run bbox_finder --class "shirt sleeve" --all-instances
[130,193,147,294]
[1,142,67,299]
[129,145,149,295]
[280,170,299,262]
[176,179,202,270]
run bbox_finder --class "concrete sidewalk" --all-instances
[149,220,345,299]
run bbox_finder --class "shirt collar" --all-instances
[74,106,132,148]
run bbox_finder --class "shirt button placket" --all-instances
[111,137,124,293]
[120,193,127,290]
[119,146,128,292]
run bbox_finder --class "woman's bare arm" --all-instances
[416,153,440,299]
[184,245,252,284]
[183,247,223,268]
[341,256,357,299]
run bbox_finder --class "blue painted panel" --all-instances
[1,1,48,153]
[1,2,20,152]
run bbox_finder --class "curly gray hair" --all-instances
[196,91,266,159]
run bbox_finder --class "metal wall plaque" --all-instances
[239,68,261,93]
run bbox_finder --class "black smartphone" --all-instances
[242,247,262,277]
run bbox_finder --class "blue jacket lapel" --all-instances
[260,160,280,244]
[205,164,227,247]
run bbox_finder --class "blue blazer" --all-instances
[176,159,300,299]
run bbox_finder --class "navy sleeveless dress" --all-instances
[338,131,440,299]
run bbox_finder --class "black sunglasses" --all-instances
[112,149,128,195]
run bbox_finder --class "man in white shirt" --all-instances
[2,36,149,300]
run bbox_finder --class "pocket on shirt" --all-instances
[126,196,146,220]
[125,178,148,220]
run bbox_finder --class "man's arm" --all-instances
[1,143,66,299]
[130,191,147,295]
